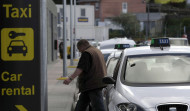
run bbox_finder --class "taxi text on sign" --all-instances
[0,1,41,111]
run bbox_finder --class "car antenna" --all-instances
[160,46,164,50]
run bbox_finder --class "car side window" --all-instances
[106,57,119,77]
[113,51,123,80]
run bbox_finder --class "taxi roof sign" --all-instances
[150,38,170,47]
[114,44,130,49]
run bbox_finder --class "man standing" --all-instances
[63,39,107,111]
[59,42,63,59]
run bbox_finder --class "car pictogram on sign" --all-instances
[7,40,27,56]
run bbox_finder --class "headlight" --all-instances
[117,103,144,111]
[23,47,26,50]
[9,47,12,51]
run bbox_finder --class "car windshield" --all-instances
[124,54,190,84]
[10,41,24,46]
[170,39,189,46]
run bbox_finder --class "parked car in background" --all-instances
[101,49,118,62]
[99,38,136,50]
[89,41,100,49]
[101,43,131,62]
[169,37,189,46]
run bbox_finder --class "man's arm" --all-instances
[69,68,83,80]
[63,68,83,85]
[63,52,91,85]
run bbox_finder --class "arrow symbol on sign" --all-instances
[15,105,28,111]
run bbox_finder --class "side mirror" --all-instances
[103,76,116,84]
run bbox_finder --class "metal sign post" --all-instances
[74,0,77,59]
[0,0,42,110]
[63,0,68,77]
[70,0,74,66]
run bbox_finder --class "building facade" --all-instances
[57,4,109,44]
[77,0,146,24]
[77,0,166,38]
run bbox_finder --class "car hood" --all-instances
[120,84,190,109]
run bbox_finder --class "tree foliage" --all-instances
[111,13,140,39]
[164,15,190,37]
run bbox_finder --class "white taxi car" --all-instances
[101,49,118,62]
[101,44,131,62]
[103,38,190,111]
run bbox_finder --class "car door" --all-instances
[104,52,123,110]
[107,56,122,106]
[103,57,119,110]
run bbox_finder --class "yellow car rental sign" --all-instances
[0,0,41,111]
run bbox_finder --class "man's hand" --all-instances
[63,78,72,85]
[63,68,82,85]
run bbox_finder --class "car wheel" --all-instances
[9,53,12,56]
[23,53,26,56]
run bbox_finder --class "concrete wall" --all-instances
[95,26,109,41]
[47,0,58,64]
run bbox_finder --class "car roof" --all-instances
[100,49,118,54]
[109,50,122,58]
[106,50,122,65]
[99,38,136,49]
[123,46,190,56]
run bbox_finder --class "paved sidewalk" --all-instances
[47,59,78,111]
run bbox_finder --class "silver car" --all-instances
[103,38,190,111]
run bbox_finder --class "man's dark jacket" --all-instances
[77,46,107,92]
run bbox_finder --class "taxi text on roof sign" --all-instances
[150,38,170,47]
[114,44,130,49]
